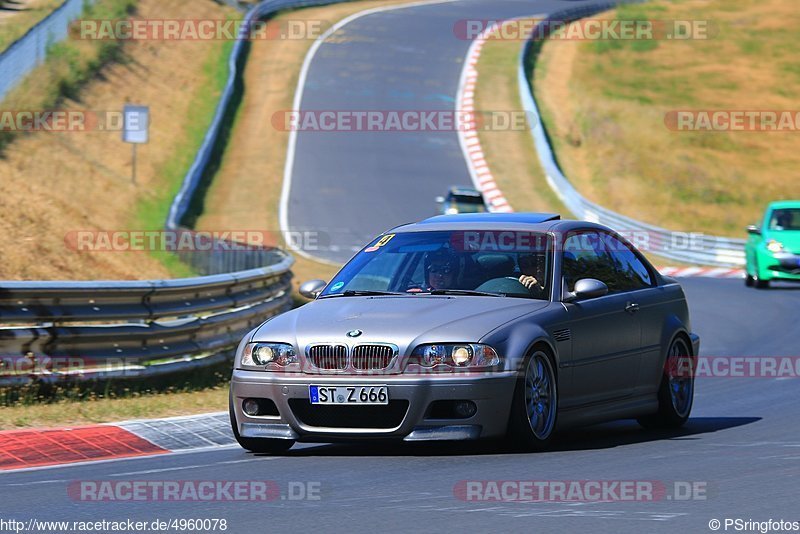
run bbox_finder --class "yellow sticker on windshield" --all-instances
[375,234,395,247]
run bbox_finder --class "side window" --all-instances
[562,231,653,294]
[562,231,609,293]
[601,233,653,291]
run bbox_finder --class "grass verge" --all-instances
[0,386,228,430]
[0,360,232,429]
[0,0,240,280]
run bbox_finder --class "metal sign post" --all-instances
[122,105,149,185]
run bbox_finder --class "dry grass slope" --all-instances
[534,0,800,237]
[0,0,238,280]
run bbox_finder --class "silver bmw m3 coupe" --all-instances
[229,213,700,453]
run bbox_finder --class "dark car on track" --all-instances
[230,213,699,453]
[436,186,487,214]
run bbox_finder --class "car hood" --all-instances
[765,230,800,253]
[252,295,549,351]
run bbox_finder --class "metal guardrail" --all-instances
[0,254,294,386]
[170,228,289,275]
[517,2,747,267]
[0,0,91,102]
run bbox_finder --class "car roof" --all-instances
[448,186,483,197]
[767,200,800,210]
[388,212,605,233]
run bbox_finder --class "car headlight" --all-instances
[407,343,500,370]
[766,240,784,253]
[241,342,297,368]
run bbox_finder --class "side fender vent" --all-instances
[553,328,571,342]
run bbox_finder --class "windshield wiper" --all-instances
[321,290,406,298]
[428,289,504,297]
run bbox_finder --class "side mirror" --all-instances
[299,279,327,299]
[435,196,445,204]
[564,278,608,302]
[746,225,761,235]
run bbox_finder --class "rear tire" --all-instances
[638,336,694,429]
[507,348,558,451]
[229,394,294,454]
[745,273,754,287]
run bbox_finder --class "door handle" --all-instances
[625,302,640,314]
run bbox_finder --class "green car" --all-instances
[745,201,800,288]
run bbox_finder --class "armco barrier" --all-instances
[514,3,746,267]
[0,0,91,102]
[0,253,293,386]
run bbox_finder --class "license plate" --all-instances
[309,385,388,405]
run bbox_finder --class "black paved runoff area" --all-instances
[2,279,799,533]
[285,0,605,263]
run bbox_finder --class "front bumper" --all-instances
[766,252,800,278]
[230,370,517,442]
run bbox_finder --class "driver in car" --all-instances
[408,250,458,292]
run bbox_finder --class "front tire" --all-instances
[753,257,770,289]
[638,336,694,429]
[508,348,558,451]
[229,395,294,454]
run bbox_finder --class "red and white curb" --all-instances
[658,267,744,279]
[0,412,231,471]
[456,21,513,214]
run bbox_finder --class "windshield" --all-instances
[449,195,486,213]
[768,208,800,231]
[320,230,553,299]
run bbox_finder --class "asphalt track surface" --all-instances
[285,0,607,264]
[4,2,799,533]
